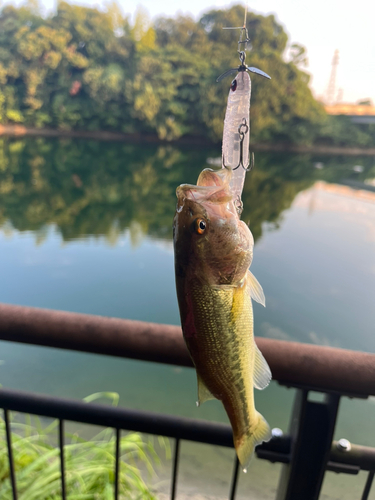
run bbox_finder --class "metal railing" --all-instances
[0,302,374,500]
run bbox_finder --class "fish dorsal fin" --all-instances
[253,343,272,390]
[247,270,266,307]
[196,373,215,406]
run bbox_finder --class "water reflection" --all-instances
[0,138,374,499]
[1,137,374,244]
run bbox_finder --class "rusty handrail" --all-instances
[0,303,374,397]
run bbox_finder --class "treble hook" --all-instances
[223,118,255,172]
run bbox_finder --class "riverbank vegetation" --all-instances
[0,2,374,146]
[0,393,162,499]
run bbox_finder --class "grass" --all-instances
[0,392,168,499]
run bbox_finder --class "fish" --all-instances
[173,165,272,469]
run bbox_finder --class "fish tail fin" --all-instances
[235,412,271,469]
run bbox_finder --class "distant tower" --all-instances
[326,49,339,105]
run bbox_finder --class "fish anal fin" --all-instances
[253,343,272,390]
[235,411,271,467]
[247,270,265,307]
[197,374,215,406]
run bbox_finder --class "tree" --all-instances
[0,3,373,146]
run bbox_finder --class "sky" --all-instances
[4,0,375,104]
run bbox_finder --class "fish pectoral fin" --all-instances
[253,343,272,390]
[247,270,266,307]
[197,374,215,406]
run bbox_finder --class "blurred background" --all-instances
[0,1,374,499]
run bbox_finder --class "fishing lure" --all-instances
[218,14,271,212]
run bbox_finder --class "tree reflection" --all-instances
[0,138,374,245]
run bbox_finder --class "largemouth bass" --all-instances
[173,166,271,469]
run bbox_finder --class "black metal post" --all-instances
[171,438,180,500]
[59,419,66,500]
[229,455,240,500]
[4,409,18,500]
[276,390,340,500]
[114,428,120,500]
[361,471,374,500]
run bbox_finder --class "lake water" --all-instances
[0,137,374,499]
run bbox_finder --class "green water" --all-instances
[0,138,374,499]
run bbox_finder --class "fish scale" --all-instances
[186,280,256,449]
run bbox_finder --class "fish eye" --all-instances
[195,218,207,235]
[230,79,237,92]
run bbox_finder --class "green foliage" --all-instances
[316,115,375,147]
[0,404,162,498]
[0,3,373,146]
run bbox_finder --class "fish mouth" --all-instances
[176,168,236,219]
